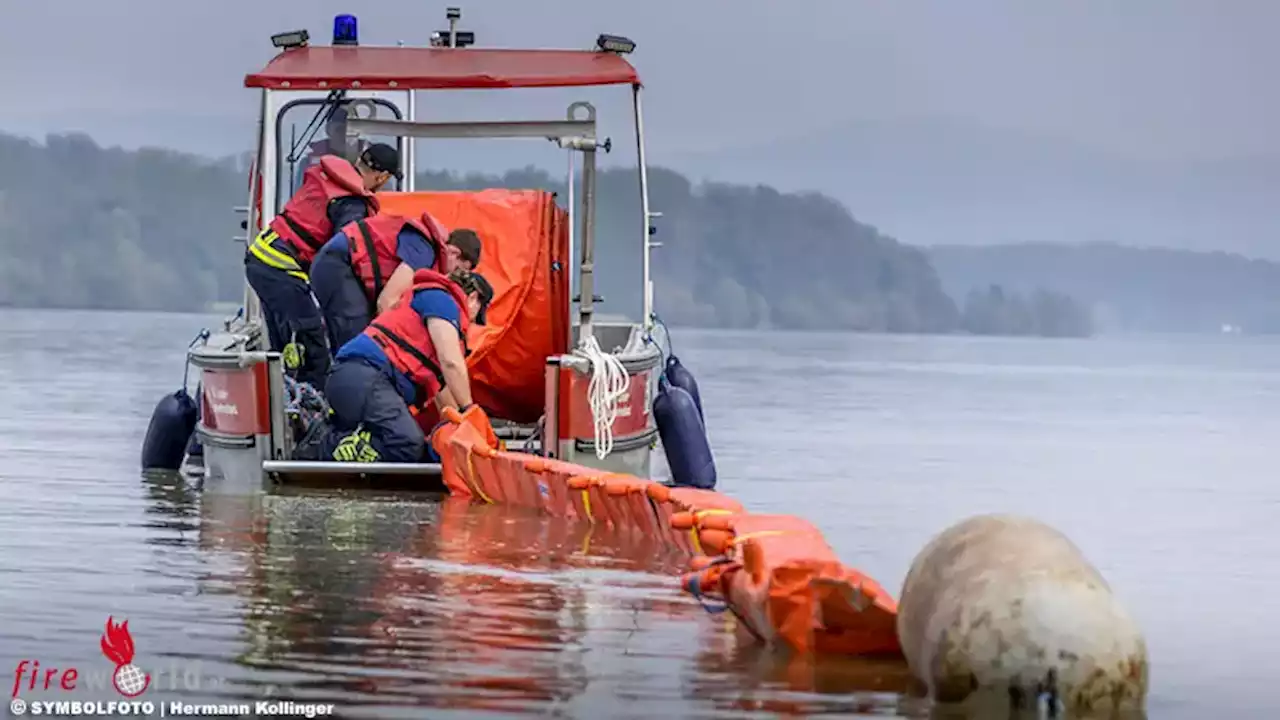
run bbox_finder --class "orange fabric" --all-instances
[429,405,904,659]
[377,190,570,425]
[677,513,901,656]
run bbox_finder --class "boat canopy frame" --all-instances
[347,105,609,339]
[244,46,641,91]
[243,44,657,333]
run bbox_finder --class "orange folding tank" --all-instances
[376,189,570,425]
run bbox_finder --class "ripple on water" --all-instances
[4,313,1278,717]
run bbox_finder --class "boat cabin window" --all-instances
[275,98,406,213]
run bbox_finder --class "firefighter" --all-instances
[244,143,399,385]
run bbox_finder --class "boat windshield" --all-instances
[274,97,406,212]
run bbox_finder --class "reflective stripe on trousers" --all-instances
[248,228,309,282]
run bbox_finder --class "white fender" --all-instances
[897,514,1147,717]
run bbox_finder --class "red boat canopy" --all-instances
[245,46,640,91]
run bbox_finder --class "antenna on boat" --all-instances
[430,7,475,48]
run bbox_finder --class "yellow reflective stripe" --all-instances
[248,240,309,282]
[249,245,308,281]
[248,240,290,266]
[250,229,307,270]
[580,489,593,522]
[250,240,291,266]
[249,239,297,269]
[689,527,704,555]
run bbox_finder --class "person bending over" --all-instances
[294,269,490,464]
[310,213,481,350]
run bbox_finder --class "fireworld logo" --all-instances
[100,617,150,697]
[12,616,152,698]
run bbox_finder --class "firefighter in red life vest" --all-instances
[309,209,482,351]
[244,143,400,386]
[295,269,491,464]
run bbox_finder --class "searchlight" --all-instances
[270,29,310,50]
[596,34,636,54]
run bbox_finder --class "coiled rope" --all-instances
[572,335,630,459]
[284,376,329,429]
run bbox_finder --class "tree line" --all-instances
[929,242,1280,334]
[0,131,1091,338]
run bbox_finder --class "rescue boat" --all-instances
[143,5,904,678]
[139,14,1149,712]
[161,9,670,492]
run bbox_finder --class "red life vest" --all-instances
[345,211,450,305]
[364,269,471,405]
[268,156,378,265]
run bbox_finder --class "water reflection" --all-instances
[175,489,727,716]
[138,470,199,545]
[129,477,1132,719]
[10,314,1275,717]
[690,639,918,717]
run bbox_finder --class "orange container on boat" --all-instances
[377,189,571,429]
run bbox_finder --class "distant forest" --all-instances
[929,243,1280,334]
[0,131,1101,337]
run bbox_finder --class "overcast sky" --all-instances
[1,0,1276,163]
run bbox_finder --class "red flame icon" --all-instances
[100,617,150,697]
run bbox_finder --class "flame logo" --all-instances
[100,617,136,667]
[100,617,151,697]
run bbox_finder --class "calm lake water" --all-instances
[0,308,1277,718]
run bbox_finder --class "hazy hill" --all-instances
[927,242,1280,334]
[0,131,979,334]
[16,111,1278,262]
[675,117,1280,261]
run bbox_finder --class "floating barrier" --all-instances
[897,514,1148,716]
[431,405,903,659]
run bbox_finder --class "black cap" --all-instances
[471,272,494,326]
[360,143,401,181]
[448,270,494,326]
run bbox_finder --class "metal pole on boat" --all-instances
[632,85,657,331]
[566,138,576,325]
[577,141,598,341]
[244,89,270,326]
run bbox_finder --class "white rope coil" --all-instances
[572,335,631,459]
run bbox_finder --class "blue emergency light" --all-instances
[333,14,359,46]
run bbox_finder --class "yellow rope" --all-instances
[689,527,703,555]
[463,446,494,504]
[729,530,793,546]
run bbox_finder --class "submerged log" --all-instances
[897,514,1147,718]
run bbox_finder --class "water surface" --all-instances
[1,309,1276,717]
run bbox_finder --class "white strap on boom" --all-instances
[572,336,630,459]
